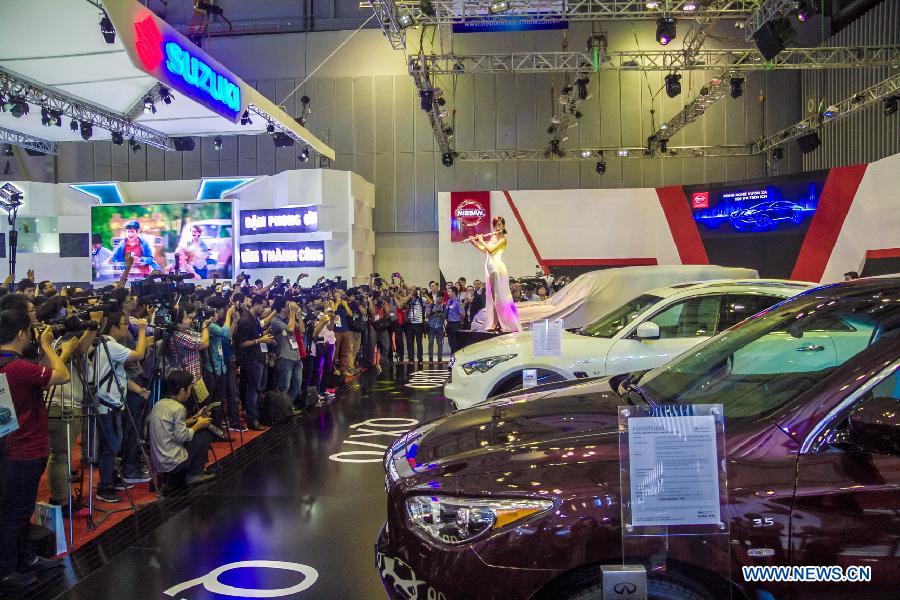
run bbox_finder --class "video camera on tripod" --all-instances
[131,273,197,328]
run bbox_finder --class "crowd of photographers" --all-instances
[0,257,570,593]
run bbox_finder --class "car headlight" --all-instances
[405,496,552,545]
[461,354,517,375]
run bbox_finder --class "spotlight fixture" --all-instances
[659,138,668,153]
[442,152,454,167]
[660,122,669,131]
[213,136,223,150]
[580,150,593,158]
[772,148,784,162]
[823,104,839,119]
[80,121,93,140]
[797,131,820,154]
[596,161,606,174]
[443,126,454,138]
[574,111,583,120]
[656,17,676,46]
[9,97,29,118]
[297,95,312,126]
[438,109,449,119]
[488,0,510,14]
[70,119,79,131]
[665,73,682,98]
[576,77,590,101]
[298,146,310,162]
[111,132,124,145]
[884,96,899,117]
[100,12,116,44]
[683,2,697,11]
[196,1,225,16]
[159,86,173,104]
[617,149,629,157]
[398,13,415,28]
[129,138,141,153]
[40,107,52,126]
[265,121,276,134]
[143,95,156,114]
[240,110,252,125]
[730,76,745,99]
[420,0,436,17]
[436,97,446,107]
[301,95,311,105]
[646,0,659,7]
[2,144,13,157]
[419,90,434,111]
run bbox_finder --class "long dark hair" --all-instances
[492,216,507,235]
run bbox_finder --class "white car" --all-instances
[445,279,813,409]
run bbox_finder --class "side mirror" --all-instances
[847,397,899,455]
[636,321,660,340]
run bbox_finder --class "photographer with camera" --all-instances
[349,291,369,372]
[444,286,464,355]
[166,303,212,406]
[205,296,242,432]
[397,286,426,366]
[307,305,336,398]
[93,312,149,503]
[331,289,354,379]
[425,281,445,364]
[270,297,304,410]
[367,289,392,373]
[147,369,214,490]
[0,310,75,591]
[233,296,273,431]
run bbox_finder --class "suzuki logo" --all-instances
[614,582,638,594]
[133,15,164,70]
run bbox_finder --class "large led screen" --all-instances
[90,202,233,282]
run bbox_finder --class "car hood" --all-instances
[456,329,611,362]
[397,381,625,476]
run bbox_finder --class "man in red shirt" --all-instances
[0,311,74,592]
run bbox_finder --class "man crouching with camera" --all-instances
[148,369,214,491]
[0,310,76,592]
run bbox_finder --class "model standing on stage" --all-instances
[467,216,522,333]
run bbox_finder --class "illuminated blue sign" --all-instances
[240,241,325,269]
[196,177,255,201]
[164,42,240,115]
[69,182,124,204]
[692,182,821,233]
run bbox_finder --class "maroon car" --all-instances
[377,278,900,600]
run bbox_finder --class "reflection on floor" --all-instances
[32,364,453,600]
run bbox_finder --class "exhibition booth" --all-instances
[440,152,900,285]
[0,169,374,286]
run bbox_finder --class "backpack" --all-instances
[259,389,293,426]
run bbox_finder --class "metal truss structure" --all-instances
[650,70,739,148]
[744,0,795,39]
[409,46,900,74]
[0,126,57,155]
[407,57,454,159]
[246,104,322,152]
[368,0,408,50]
[753,71,900,155]
[455,145,755,160]
[0,67,171,151]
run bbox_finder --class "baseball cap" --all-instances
[124,220,140,230]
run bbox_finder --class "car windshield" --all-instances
[637,286,900,425]
[577,294,663,338]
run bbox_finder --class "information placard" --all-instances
[239,241,325,269]
[531,319,563,357]
[522,369,537,388]
[0,373,20,439]
[239,206,318,236]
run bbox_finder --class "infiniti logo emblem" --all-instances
[614,582,637,594]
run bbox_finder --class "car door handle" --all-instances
[795,344,825,352]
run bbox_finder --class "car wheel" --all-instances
[555,572,713,600]
[791,211,804,224]
[756,214,773,229]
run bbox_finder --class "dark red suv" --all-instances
[377,278,900,600]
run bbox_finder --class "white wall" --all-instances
[374,232,440,286]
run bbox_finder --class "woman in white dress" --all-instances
[467,217,522,333]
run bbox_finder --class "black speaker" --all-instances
[172,136,196,151]
[752,18,795,61]
[797,132,821,154]
[272,132,295,148]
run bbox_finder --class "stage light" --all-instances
[143,95,156,114]
[660,122,669,131]
[100,13,116,44]
[419,90,433,111]
[213,136,223,150]
[266,121,276,134]
[0,94,6,112]
[576,77,590,100]
[659,138,668,153]
[436,97,446,107]
[488,1,510,14]
[549,139,561,156]
[617,150,628,157]
[40,107,52,126]
[443,127,454,138]
[196,1,224,16]
[665,73,682,98]
[438,109,449,119]
[646,1,659,8]
[240,110,252,125]
[580,150,592,158]
[2,144,13,157]
[111,131,124,145]
[442,152,454,167]
[80,121,93,140]
[574,110,582,119]
[398,13,415,28]
[823,104,839,119]
[70,119,79,131]
[885,96,899,117]
[298,146,310,162]
[420,0,436,17]
[129,138,141,153]
[797,131,820,154]
[730,76,745,99]
[772,148,784,162]
[159,86,173,104]
[683,2,697,11]
[656,17,676,45]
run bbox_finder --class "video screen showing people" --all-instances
[90,202,233,282]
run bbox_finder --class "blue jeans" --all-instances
[97,411,123,491]
[0,456,47,574]
[274,357,303,405]
[240,360,265,423]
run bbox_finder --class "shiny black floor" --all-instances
[55,365,454,600]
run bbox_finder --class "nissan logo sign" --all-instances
[455,199,487,227]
